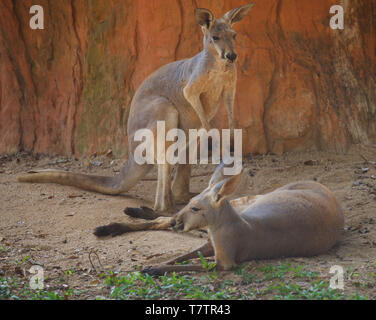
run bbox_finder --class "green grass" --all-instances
[0,277,15,299]
[0,276,64,300]
[105,271,239,300]
[269,280,367,300]
[103,260,369,300]
[252,262,368,300]
[0,276,88,300]
[257,262,319,281]
[270,281,345,300]
[0,261,370,300]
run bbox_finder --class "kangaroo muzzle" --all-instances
[171,215,185,231]
[225,52,238,63]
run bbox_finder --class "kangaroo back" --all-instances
[237,181,344,260]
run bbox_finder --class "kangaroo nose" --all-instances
[226,53,237,62]
[170,219,176,228]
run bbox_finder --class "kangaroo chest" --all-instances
[200,70,233,120]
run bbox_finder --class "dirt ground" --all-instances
[0,145,376,299]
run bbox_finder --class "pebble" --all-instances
[90,161,103,167]
[56,158,69,164]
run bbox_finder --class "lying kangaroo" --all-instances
[18,3,255,213]
[96,163,344,274]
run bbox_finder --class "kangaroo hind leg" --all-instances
[153,101,179,213]
[172,164,198,204]
[124,97,179,217]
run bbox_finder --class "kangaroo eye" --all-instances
[191,207,201,212]
[212,36,220,41]
[233,34,237,39]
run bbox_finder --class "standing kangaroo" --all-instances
[18,3,255,213]
[95,163,344,274]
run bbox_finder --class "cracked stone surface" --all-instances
[0,0,375,156]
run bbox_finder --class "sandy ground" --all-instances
[0,145,375,299]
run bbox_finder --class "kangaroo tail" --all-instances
[17,169,123,195]
[94,223,139,237]
[17,157,150,195]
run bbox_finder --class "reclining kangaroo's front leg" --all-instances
[142,241,221,275]
[166,240,214,265]
[143,264,207,276]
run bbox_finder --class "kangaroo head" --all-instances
[171,163,243,232]
[195,3,254,63]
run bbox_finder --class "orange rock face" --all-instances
[0,0,375,156]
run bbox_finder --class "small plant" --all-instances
[64,269,74,277]
[234,265,255,285]
[15,255,31,266]
[197,251,216,272]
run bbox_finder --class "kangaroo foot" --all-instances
[123,206,161,220]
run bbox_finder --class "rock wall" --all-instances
[0,0,375,156]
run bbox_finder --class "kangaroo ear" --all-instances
[211,172,242,204]
[195,8,214,29]
[209,162,226,187]
[223,2,254,26]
